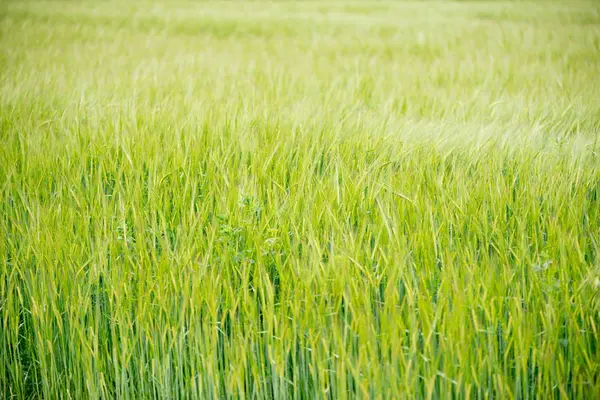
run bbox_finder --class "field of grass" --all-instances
[1,0,600,398]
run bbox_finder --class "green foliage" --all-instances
[1,1,600,398]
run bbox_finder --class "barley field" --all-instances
[1,1,600,398]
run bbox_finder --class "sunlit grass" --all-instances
[1,1,600,398]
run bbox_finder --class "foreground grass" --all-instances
[1,1,600,398]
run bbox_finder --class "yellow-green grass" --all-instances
[1,1,600,398]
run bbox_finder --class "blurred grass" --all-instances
[1,1,600,398]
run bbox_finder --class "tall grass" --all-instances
[1,1,600,398]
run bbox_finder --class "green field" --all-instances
[1,1,600,398]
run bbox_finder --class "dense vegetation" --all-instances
[1,1,600,398]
